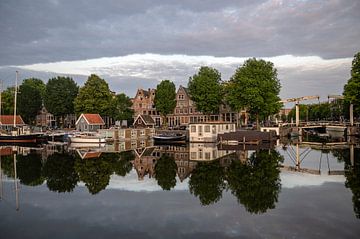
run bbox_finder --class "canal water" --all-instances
[0,141,359,238]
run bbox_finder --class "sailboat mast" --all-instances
[14,71,18,128]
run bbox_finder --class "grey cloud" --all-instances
[0,0,359,66]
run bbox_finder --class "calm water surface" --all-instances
[0,141,359,239]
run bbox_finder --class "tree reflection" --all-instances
[333,148,360,219]
[16,154,44,186]
[113,151,134,177]
[189,160,226,206]
[0,155,16,178]
[74,154,113,194]
[155,155,177,190]
[227,150,283,214]
[42,153,79,193]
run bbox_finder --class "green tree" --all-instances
[344,52,360,117]
[154,80,177,127]
[227,150,283,214]
[154,155,178,190]
[74,74,113,116]
[1,87,15,115]
[113,93,134,126]
[226,58,282,128]
[44,76,79,127]
[42,153,79,193]
[17,78,45,124]
[189,160,226,206]
[188,66,223,116]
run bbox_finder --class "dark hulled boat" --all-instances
[153,134,186,142]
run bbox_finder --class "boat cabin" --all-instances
[75,113,105,132]
[189,122,236,142]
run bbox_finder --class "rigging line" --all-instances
[285,148,296,165]
[319,150,322,172]
[285,146,296,163]
[299,147,311,157]
[300,148,312,164]
[287,145,297,161]
[327,152,330,173]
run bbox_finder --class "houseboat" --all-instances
[189,122,236,142]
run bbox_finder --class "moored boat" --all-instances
[0,132,46,143]
[153,134,186,142]
[68,132,106,143]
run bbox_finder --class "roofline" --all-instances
[75,113,105,125]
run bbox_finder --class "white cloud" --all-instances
[18,53,352,100]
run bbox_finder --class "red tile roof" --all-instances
[0,115,25,125]
[78,114,105,125]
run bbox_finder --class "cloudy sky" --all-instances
[0,0,359,100]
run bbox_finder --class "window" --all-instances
[205,152,211,160]
[191,126,196,133]
[205,125,210,132]
[191,152,197,159]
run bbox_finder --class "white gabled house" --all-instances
[75,113,105,132]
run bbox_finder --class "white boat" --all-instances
[68,132,106,143]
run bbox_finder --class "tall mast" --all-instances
[14,71,18,128]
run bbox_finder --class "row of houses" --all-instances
[131,85,248,127]
[33,85,288,130]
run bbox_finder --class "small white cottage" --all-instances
[75,113,105,132]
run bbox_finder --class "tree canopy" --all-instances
[188,66,223,115]
[344,52,360,117]
[154,80,177,126]
[1,87,15,115]
[112,93,134,126]
[17,78,45,124]
[226,58,282,127]
[44,76,79,122]
[74,74,113,116]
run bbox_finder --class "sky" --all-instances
[0,0,359,101]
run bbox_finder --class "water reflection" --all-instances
[154,155,178,190]
[332,147,360,218]
[0,140,359,218]
[42,153,78,193]
[227,150,283,214]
